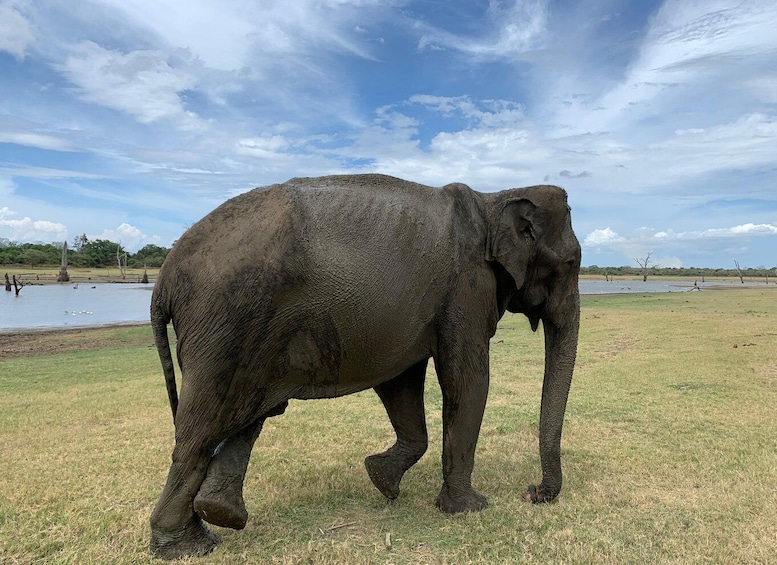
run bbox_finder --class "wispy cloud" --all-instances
[418,0,549,57]
[552,0,777,135]
[584,222,777,267]
[55,41,202,126]
[0,0,775,264]
[0,131,76,152]
[0,3,34,60]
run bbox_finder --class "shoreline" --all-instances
[4,283,776,337]
[0,319,150,335]
[0,321,153,359]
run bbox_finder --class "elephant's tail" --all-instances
[151,287,178,421]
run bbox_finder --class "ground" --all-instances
[0,324,151,359]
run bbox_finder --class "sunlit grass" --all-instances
[1,290,775,563]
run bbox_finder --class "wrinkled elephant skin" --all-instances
[149,174,581,559]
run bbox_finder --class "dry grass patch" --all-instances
[3,266,160,284]
[1,290,776,563]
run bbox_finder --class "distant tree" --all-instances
[734,260,745,284]
[81,239,120,267]
[635,252,654,282]
[130,244,170,268]
[117,242,128,279]
[72,233,89,252]
[23,249,49,268]
[0,240,23,264]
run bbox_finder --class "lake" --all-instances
[1,283,153,332]
[0,279,766,332]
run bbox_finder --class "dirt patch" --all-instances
[600,335,640,359]
[758,365,777,379]
[0,323,152,359]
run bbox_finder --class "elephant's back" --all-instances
[154,184,300,329]
[164,185,297,275]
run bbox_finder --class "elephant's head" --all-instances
[486,185,581,503]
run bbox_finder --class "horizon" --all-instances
[1,0,776,268]
[3,237,775,272]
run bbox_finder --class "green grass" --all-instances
[1,290,776,563]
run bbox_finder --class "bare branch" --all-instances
[12,274,25,296]
[734,260,744,284]
[634,252,653,282]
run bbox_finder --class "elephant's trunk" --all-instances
[525,287,580,503]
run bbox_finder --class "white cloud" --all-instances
[236,136,291,157]
[56,41,200,125]
[95,0,254,71]
[1,0,775,268]
[0,176,14,196]
[538,113,777,196]
[95,222,155,250]
[586,222,777,250]
[551,0,777,135]
[0,166,104,180]
[0,3,34,60]
[584,222,777,267]
[408,95,526,126]
[418,0,549,57]
[93,0,385,71]
[0,131,77,152]
[743,75,777,104]
[0,207,68,241]
[656,223,777,240]
[584,228,625,247]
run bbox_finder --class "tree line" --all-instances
[582,265,777,278]
[0,235,170,268]
[2,235,773,277]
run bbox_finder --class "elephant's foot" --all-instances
[435,483,488,514]
[150,516,221,560]
[194,474,249,530]
[364,453,405,500]
[522,483,558,504]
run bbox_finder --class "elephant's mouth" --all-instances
[506,300,544,332]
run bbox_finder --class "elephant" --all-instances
[149,173,581,559]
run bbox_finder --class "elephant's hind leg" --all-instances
[365,359,429,500]
[194,419,263,530]
[150,368,269,558]
[194,401,287,529]
[149,421,223,560]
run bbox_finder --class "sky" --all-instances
[1,0,776,268]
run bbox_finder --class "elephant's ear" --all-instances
[486,198,537,291]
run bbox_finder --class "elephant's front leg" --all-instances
[434,343,490,514]
[365,359,429,500]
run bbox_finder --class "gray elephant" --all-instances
[149,174,580,559]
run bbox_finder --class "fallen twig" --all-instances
[320,521,357,536]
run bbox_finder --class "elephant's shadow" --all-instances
[229,426,591,536]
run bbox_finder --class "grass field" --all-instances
[1,289,775,563]
[3,266,160,285]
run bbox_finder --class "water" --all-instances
[0,279,766,332]
[1,283,153,332]
[579,279,695,295]
[578,279,767,294]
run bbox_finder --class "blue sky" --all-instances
[1,0,776,268]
